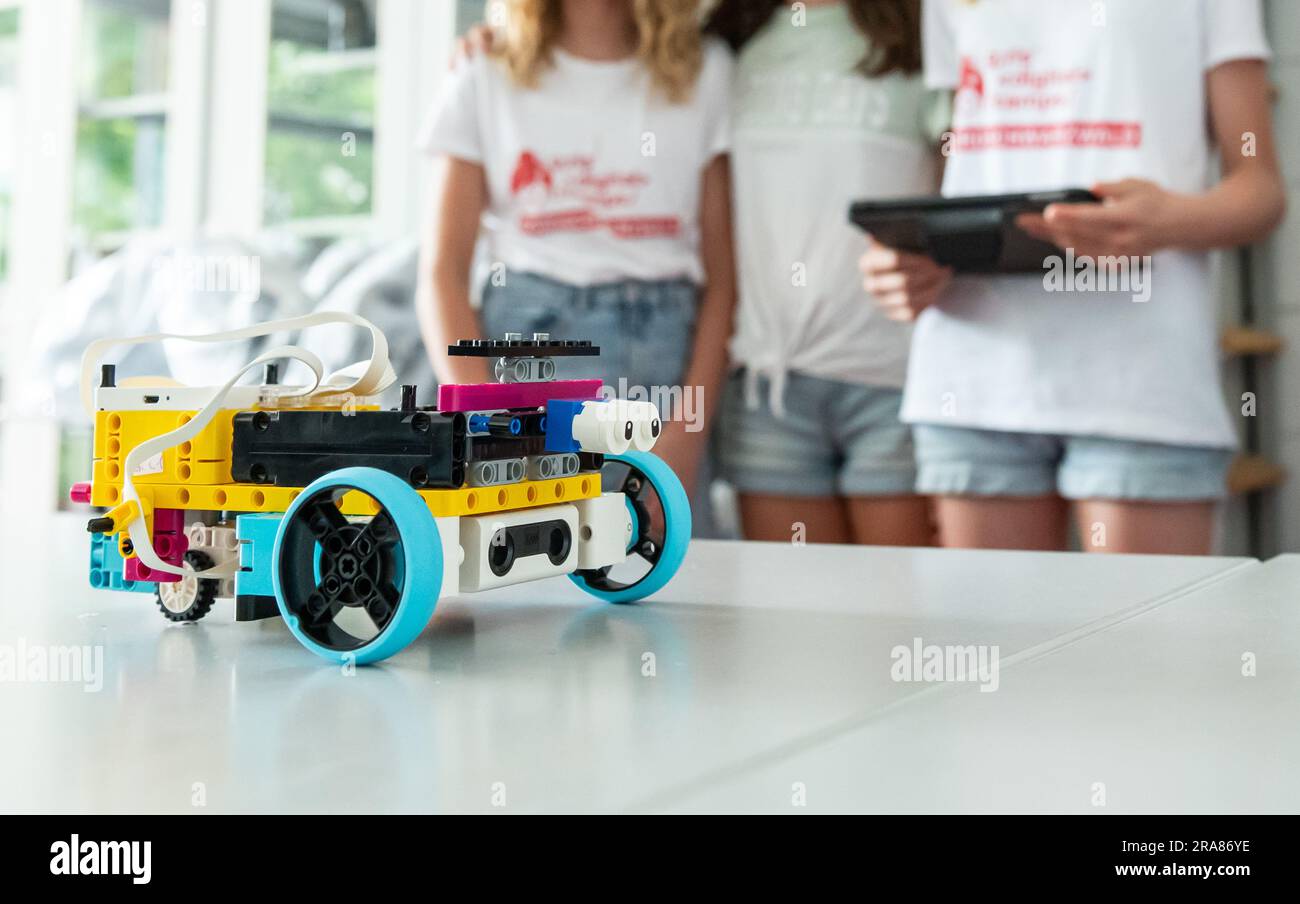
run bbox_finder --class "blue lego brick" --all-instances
[88,532,154,594]
[236,512,283,598]
[544,398,590,453]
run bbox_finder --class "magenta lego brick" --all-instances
[124,508,189,583]
[436,379,603,413]
[68,481,92,504]
[125,556,182,584]
[153,508,186,534]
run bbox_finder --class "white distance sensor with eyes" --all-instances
[570,400,662,454]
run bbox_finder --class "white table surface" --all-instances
[0,514,1255,813]
[672,555,1300,814]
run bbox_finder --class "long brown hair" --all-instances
[704,0,922,77]
[495,0,704,103]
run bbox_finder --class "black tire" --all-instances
[155,550,219,622]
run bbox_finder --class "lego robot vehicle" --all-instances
[70,314,690,664]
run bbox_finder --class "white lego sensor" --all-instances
[570,399,661,454]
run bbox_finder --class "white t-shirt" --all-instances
[419,41,733,287]
[903,0,1270,448]
[729,2,947,410]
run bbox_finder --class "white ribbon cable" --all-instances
[79,311,395,415]
[122,346,325,578]
[83,312,396,579]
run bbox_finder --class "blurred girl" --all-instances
[418,0,735,496]
[707,0,946,544]
[860,0,1285,554]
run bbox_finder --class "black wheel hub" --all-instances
[278,488,406,651]
[574,460,665,595]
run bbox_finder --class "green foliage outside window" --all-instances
[80,3,168,101]
[264,35,376,225]
[73,1,170,237]
[264,128,374,225]
[74,117,165,236]
[267,38,374,125]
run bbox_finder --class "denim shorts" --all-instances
[717,370,917,497]
[913,424,1233,501]
[480,269,697,391]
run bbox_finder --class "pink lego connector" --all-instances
[69,482,93,504]
[437,378,604,413]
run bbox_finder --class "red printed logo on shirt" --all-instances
[957,57,985,103]
[950,49,1141,151]
[954,121,1141,151]
[508,150,680,239]
[510,151,553,195]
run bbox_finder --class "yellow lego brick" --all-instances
[90,481,304,513]
[95,409,236,485]
[93,457,232,486]
[419,474,602,517]
[95,409,234,463]
[88,474,603,519]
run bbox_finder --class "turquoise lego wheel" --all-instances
[272,467,441,664]
[569,450,690,604]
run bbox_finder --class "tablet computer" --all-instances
[848,189,1099,273]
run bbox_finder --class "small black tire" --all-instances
[156,550,219,622]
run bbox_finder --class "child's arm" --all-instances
[687,155,737,429]
[1018,60,1285,257]
[653,154,737,491]
[418,156,492,385]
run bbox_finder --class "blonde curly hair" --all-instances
[494,0,703,103]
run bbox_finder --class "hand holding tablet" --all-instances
[859,243,953,323]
